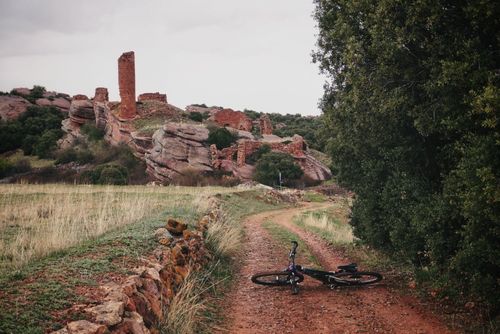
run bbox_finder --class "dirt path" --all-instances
[218,203,455,334]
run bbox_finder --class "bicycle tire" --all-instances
[332,271,382,286]
[251,271,304,286]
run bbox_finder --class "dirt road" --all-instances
[218,203,455,334]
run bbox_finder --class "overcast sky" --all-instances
[0,0,325,115]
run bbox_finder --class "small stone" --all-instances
[166,218,187,235]
[85,301,125,326]
[408,281,417,289]
[66,320,107,334]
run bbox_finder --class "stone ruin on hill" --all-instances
[59,51,332,184]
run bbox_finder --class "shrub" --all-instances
[30,85,46,99]
[81,123,105,141]
[12,158,32,174]
[253,152,303,187]
[55,148,78,164]
[207,127,238,149]
[81,164,128,185]
[188,112,203,122]
[0,121,23,153]
[0,158,13,178]
[246,144,271,164]
[56,148,94,165]
[32,129,62,158]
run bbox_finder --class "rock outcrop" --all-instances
[211,108,253,131]
[0,95,32,120]
[60,95,95,148]
[118,51,136,119]
[145,123,213,182]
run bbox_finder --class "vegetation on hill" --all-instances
[314,0,499,315]
[207,126,238,149]
[0,105,64,158]
[243,109,327,151]
[253,152,303,187]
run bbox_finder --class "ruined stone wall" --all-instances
[212,108,253,131]
[118,51,136,119]
[138,92,167,103]
[259,114,273,135]
[93,87,109,130]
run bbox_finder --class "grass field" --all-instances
[0,184,234,272]
[0,184,284,333]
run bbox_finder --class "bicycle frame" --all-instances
[286,241,351,285]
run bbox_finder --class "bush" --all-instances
[207,127,238,149]
[0,158,13,178]
[1,105,64,156]
[253,152,303,187]
[81,164,128,185]
[188,112,203,122]
[56,148,95,164]
[81,123,105,141]
[32,129,62,158]
[246,144,271,164]
[30,85,46,100]
[12,159,32,174]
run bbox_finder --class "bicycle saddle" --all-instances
[337,263,357,272]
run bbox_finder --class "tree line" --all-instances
[314,0,499,312]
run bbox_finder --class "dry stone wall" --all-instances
[51,199,222,334]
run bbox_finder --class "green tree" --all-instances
[253,152,303,187]
[207,127,238,149]
[314,0,499,310]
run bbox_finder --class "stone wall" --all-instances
[212,108,253,131]
[93,87,109,130]
[51,200,222,334]
[259,114,273,135]
[118,51,136,119]
[138,92,167,103]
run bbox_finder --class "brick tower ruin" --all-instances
[118,51,136,119]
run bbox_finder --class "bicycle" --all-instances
[251,241,382,294]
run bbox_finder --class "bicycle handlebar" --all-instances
[290,241,298,257]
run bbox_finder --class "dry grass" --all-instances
[295,207,355,246]
[205,210,242,258]
[161,271,208,334]
[0,184,234,271]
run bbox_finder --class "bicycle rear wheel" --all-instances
[251,271,304,286]
[332,271,382,286]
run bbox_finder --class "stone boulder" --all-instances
[0,95,32,120]
[69,95,95,124]
[296,153,332,181]
[166,218,187,236]
[35,97,71,111]
[145,123,213,182]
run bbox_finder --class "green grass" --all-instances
[3,149,54,168]
[262,220,321,268]
[303,191,328,203]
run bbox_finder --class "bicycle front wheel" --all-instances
[251,271,304,286]
[333,271,382,286]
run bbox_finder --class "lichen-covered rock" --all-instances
[0,95,32,120]
[85,301,125,326]
[145,123,212,182]
[66,320,107,334]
